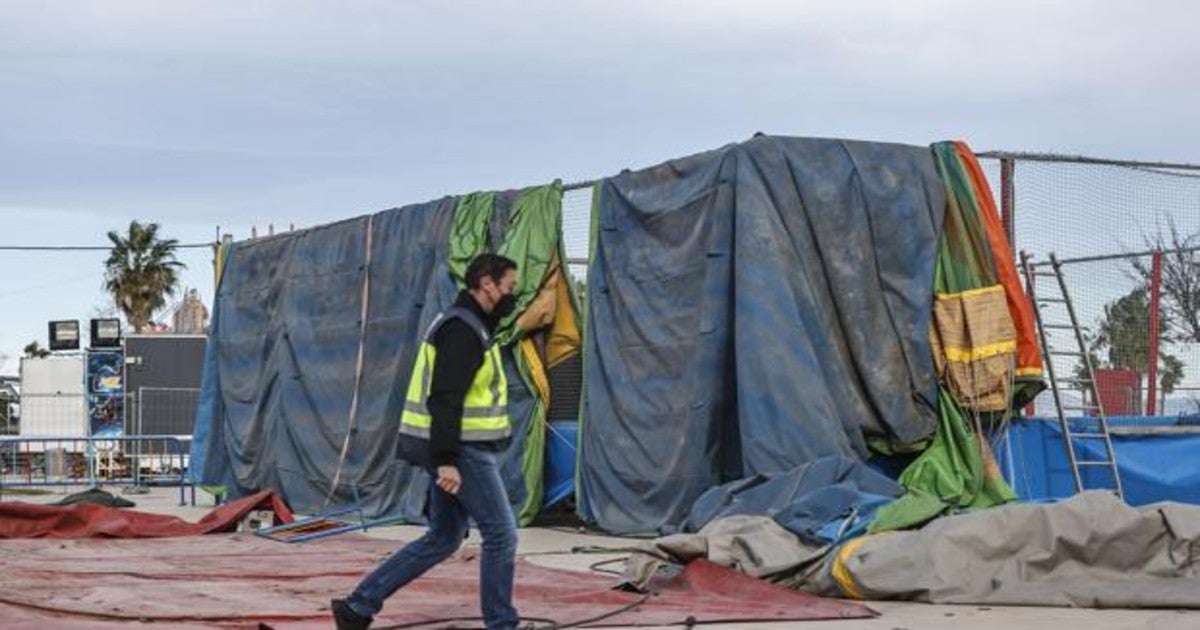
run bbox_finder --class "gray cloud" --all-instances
[1,0,1197,370]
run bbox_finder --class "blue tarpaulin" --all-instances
[189,132,1200,537]
[684,456,902,545]
[580,136,946,534]
[192,135,968,532]
[998,417,1200,507]
[543,421,577,508]
[190,197,543,520]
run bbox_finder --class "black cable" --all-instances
[373,546,673,629]
[558,593,652,628]
[372,614,559,628]
[371,593,653,630]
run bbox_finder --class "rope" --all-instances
[325,215,374,508]
[545,421,577,452]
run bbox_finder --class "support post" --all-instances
[1005,159,1036,417]
[1146,250,1163,415]
[1000,158,1016,252]
[1025,268,1037,418]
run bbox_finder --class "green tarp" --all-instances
[870,143,1017,532]
[447,181,566,525]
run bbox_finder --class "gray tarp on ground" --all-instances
[628,492,1200,608]
[622,515,828,590]
[581,135,945,534]
[821,491,1200,607]
[192,195,539,520]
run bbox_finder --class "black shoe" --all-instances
[330,598,372,630]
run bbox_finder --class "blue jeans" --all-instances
[347,445,519,630]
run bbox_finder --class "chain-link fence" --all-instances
[561,184,593,284]
[127,387,201,437]
[979,153,1200,417]
[546,185,594,424]
[1023,249,1200,418]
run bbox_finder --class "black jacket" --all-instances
[399,290,506,467]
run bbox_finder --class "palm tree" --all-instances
[1093,288,1156,375]
[103,221,186,333]
[1090,287,1186,413]
[23,341,50,359]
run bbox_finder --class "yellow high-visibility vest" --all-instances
[399,307,510,441]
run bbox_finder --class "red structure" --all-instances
[1095,368,1142,416]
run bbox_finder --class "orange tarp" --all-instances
[953,142,1043,379]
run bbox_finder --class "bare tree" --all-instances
[1130,221,1200,343]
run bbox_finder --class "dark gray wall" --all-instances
[124,335,205,436]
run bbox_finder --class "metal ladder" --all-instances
[1020,251,1123,498]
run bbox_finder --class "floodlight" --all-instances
[48,320,80,351]
[90,318,123,349]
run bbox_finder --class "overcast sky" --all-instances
[1,0,1198,374]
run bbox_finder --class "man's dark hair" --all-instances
[465,253,518,290]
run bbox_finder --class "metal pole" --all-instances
[135,387,143,487]
[1146,251,1163,415]
[1000,158,1016,253]
[1028,244,1200,267]
[975,151,1200,172]
[84,361,96,487]
[1024,263,1037,418]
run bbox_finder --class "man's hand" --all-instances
[436,465,462,495]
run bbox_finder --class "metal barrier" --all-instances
[127,387,201,441]
[0,435,195,505]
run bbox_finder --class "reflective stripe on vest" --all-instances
[399,309,510,442]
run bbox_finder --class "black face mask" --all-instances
[493,293,517,319]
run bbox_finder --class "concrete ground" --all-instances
[3,485,1198,629]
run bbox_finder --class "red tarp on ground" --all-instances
[0,534,874,628]
[0,491,293,538]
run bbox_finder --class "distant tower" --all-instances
[172,288,210,334]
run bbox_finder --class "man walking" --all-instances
[333,253,521,630]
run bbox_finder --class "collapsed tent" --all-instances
[868,142,1031,532]
[190,186,584,524]
[190,134,1039,534]
[622,491,1200,608]
[580,136,946,533]
[823,491,1200,607]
